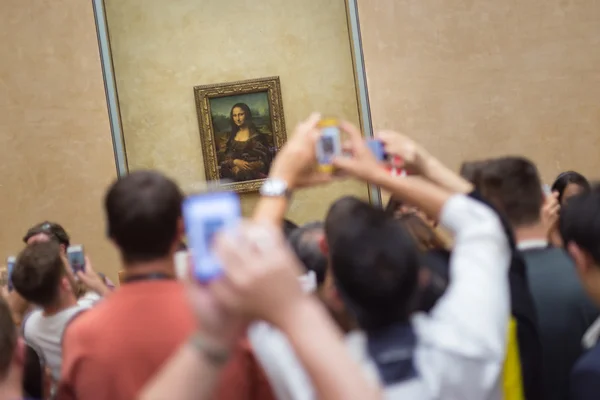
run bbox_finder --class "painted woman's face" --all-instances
[232,107,246,127]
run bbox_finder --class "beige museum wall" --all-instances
[104,0,369,222]
[357,0,600,185]
[0,1,121,283]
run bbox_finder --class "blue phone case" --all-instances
[183,191,241,282]
[366,139,386,161]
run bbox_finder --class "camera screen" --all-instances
[203,218,225,249]
[321,136,335,154]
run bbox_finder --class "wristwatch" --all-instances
[189,332,230,367]
[259,178,292,198]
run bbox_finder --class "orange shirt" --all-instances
[56,280,275,400]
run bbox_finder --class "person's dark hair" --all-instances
[22,221,70,248]
[551,171,591,204]
[105,170,183,264]
[384,196,404,216]
[459,160,489,191]
[0,296,18,379]
[559,185,600,265]
[283,219,299,238]
[475,157,544,227]
[12,241,66,307]
[289,222,327,286]
[399,213,448,252]
[325,197,420,330]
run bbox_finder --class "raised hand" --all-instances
[210,222,306,328]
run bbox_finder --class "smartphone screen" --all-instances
[316,126,342,165]
[183,191,241,282]
[67,245,86,274]
[6,256,16,291]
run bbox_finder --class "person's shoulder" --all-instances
[64,296,113,339]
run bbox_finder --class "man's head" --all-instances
[476,157,544,228]
[12,241,75,308]
[551,171,591,205]
[0,296,24,385]
[560,186,600,303]
[289,222,327,288]
[324,196,420,331]
[459,160,489,191]
[22,221,70,253]
[105,170,184,265]
[283,219,299,239]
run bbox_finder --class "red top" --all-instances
[56,280,275,400]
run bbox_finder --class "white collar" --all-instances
[517,239,549,251]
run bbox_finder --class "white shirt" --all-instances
[250,194,511,400]
[23,292,101,381]
[516,239,548,251]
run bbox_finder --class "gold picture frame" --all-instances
[193,76,287,193]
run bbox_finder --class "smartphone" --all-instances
[316,119,342,172]
[542,184,552,197]
[174,250,189,280]
[6,256,16,292]
[183,191,241,282]
[366,139,387,161]
[67,245,86,274]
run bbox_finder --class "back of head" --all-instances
[12,241,65,307]
[560,186,600,265]
[105,170,183,264]
[0,296,18,380]
[325,196,420,330]
[459,160,490,191]
[551,171,591,204]
[477,157,544,227]
[289,222,327,286]
[283,219,299,239]
[22,221,70,248]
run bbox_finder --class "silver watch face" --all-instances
[261,179,288,196]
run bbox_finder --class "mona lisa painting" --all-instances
[194,77,287,193]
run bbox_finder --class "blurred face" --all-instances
[26,233,66,255]
[26,233,51,245]
[562,183,586,205]
[232,107,246,127]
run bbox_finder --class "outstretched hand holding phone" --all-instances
[76,256,110,297]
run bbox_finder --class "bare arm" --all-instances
[377,130,473,194]
[278,298,381,400]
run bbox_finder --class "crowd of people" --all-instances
[1,113,599,400]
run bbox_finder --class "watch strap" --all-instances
[188,332,231,367]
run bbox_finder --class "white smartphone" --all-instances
[542,184,552,196]
[174,250,189,280]
[67,245,86,274]
[6,256,16,291]
[316,126,342,167]
[183,191,241,282]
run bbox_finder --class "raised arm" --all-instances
[211,223,382,400]
[333,124,511,398]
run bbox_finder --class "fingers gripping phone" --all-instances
[183,191,241,282]
[67,245,86,274]
[7,256,16,292]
